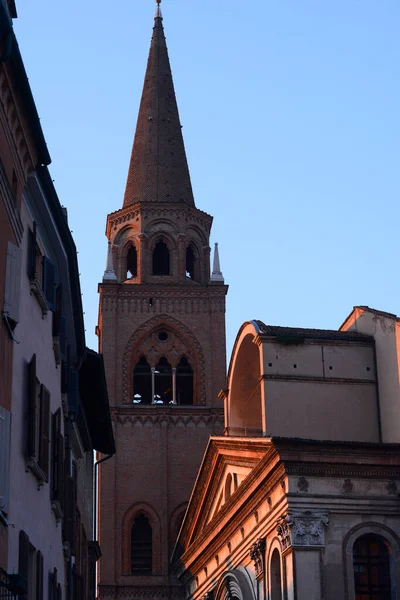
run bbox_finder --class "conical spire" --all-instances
[123,3,195,208]
[211,243,224,282]
[103,242,117,282]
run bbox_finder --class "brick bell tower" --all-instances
[97,3,227,600]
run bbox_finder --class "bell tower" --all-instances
[97,4,227,600]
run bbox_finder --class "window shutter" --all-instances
[0,406,11,514]
[28,354,38,459]
[51,410,61,501]
[18,530,29,580]
[39,385,51,480]
[3,240,22,328]
[57,583,62,600]
[28,222,37,280]
[42,256,56,311]
[63,476,76,551]
[36,551,43,600]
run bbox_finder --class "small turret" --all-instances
[211,242,224,282]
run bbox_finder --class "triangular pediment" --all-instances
[179,436,275,550]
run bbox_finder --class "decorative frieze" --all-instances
[99,586,185,600]
[276,511,329,550]
[113,411,224,429]
[250,537,266,578]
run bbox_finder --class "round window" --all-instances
[157,331,168,342]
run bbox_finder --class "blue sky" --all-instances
[15,0,400,356]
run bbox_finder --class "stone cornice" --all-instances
[106,202,213,238]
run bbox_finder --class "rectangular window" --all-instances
[27,355,51,484]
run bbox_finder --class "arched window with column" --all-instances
[176,356,193,405]
[126,244,138,279]
[155,357,172,404]
[186,244,196,279]
[353,534,392,599]
[131,514,152,574]
[133,356,152,404]
[270,549,283,600]
[152,239,170,275]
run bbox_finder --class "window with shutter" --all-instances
[35,552,43,600]
[28,223,37,281]
[38,385,50,481]
[3,240,22,332]
[28,355,39,460]
[18,530,29,599]
[42,257,56,312]
[27,356,51,485]
[63,476,76,552]
[51,409,64,520]
[0,405,11,515]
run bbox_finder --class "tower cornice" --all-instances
[106,201,213,238]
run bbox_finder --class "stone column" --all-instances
[276,511,329,600]
[172,368,177,404]
[151,367,156,403]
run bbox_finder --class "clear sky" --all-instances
[14,0,400,358]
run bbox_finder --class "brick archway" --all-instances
[122,314,206,405]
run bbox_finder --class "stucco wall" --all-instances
[8,200,65,593]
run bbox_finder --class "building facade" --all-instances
[97,6,227,600]
[0,5,115,600]
[174,315,400,600]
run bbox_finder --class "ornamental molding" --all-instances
[0,66,34,178]
[113,412,224,429]
[249,537,266,579]
[100,288,227,300]
[122,314,207,404]
[276,511,329,550]
[101,294,226,316]
[285,464,400,480]
[106,203,213,238]
[99,586,184,600]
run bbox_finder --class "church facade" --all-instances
[97,5,227,600]
[174,310,400,600]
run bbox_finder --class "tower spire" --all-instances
[211,242,224,282]
[123,3,195,208]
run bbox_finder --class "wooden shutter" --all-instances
[18,530,29,582]
[42,256,56,311]
[39,385,51,480]
[3,240,22,328]
[0,406,11,514]
[63,476,76,551]
[51,410,61,501]
[36,551,43,600]
[28,222,37,280]
[28,354,38,459]
[57,583,62,600]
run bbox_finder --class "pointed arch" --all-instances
[152,239,170,275]
[122,315,206,405]
[121,502,162,576]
